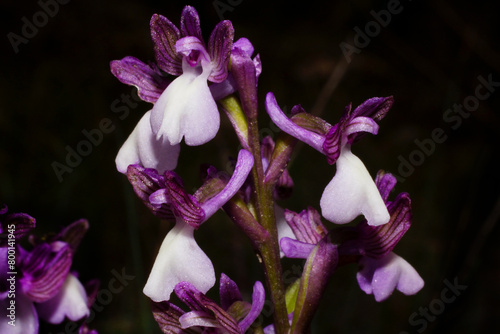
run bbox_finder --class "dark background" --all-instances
[1,0,499,333]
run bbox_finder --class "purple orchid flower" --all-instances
[111,6,236,174]
[127,149,254,302]
[342,172,424,301]
[265,93,394,226]
[0,208,93,333]
[279,207,329,260]
[280,172,423,302]
[152,273,265,333]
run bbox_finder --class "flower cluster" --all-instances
[111,5,424,333]
[0,205,98,334]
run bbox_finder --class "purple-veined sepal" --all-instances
[126,165,176,221]
[109,57,170,103]
[20,241,72,303]
[37,273,90,324]
[0,206,36,246]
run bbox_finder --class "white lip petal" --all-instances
[143,220,216,302]
[36,273,89,324]
[357,253,424,302]
[115,110,180,174]
[0,291,39,334]
[320,147,389,226]
[150,61,220,146]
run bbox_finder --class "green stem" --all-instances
[248,117,289,334]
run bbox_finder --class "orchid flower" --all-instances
[339,171,424,301]
[280,172,423,302]
[111,6,235,175]
[265,93,394,226]
[152,273,265,333]
[0,208,94,333]
[128,149,254,302]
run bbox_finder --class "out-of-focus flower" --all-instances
[0,208,96,333]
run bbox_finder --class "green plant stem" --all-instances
[247,117,290,334]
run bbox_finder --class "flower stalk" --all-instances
[109,5,425,334]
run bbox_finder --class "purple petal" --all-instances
[233,37,254,57]
[280,237,316,259]
[238,281,265,332]
[220,273,242,310]
[150,14,182,75]
[344,116,379,145]
[149,188,169,206]
[253,54,262,79]
[261,136,274,167]
[37,273,90,324]
[375,171,397,202]
[84,279,100,308]
[232,37,261,80]
[284,207,327,245]
[320,147,390,226]
[176,36,211,66]
[152,301,194,334]
[209,74,238,100]
[208,20,234,83]
[126,164,175,220]
[150,60,220,146]
[265,93,325,153]
[110,57,170,103]
[351,96,393,121]
[200,150,254,219]
[0,291,38,334]
[53,219,89,253]
[20,241,72,303]
[322,123,342,165]
[0,209,36,246]
[180,6,204,42]
[175,281,241,334]
[274,167,294,200]
[358,192,412,259]
[116,110,181,174]
[348,96,393,143]
[230,47,257,118]
[179,310,219,328]
[143,221,215,302]
[164,171,205,228]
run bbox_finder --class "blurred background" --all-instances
[1,0,499,333]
